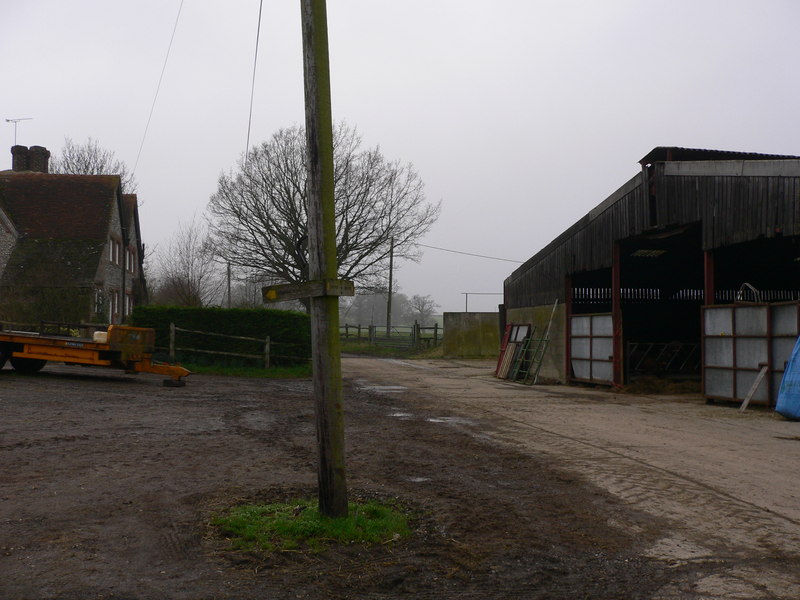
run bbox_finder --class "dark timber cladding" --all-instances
[504,146,800,395]
[504,147,800,310]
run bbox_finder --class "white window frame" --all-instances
[109,290,119,321]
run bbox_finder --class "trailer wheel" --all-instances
[10,357,47,374]
[0,344,11,369]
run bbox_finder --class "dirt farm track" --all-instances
[2,357,800,599]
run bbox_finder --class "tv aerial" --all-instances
[5,118,32,145]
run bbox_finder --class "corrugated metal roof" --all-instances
[639,146,800,166]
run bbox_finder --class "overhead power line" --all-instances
[417,243,523,263]
[132,0,184,177]
[245,0,265,165]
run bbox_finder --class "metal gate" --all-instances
[702,302,800,406]
[570,313,614,384]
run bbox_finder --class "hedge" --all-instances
[130,306,311,367]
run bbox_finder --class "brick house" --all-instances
[0,145,147,324]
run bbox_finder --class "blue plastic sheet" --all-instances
[776,336,800,420]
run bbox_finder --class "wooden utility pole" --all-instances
[226,263,232,309]
[386,237,394,337]
[299,0,348,518]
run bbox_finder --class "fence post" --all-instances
[357,324,361,340]
[345,324,349,339]
[169,322,176,363]
[369,324,374,345]
[264,336,271,369]
[434,322,439,346]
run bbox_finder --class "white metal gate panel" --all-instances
[703,302,799,405]
[570,313,613,384]
[771,303,800,396]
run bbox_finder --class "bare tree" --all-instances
[207,123,440,291]
[150,219,224,307]
[50,137,137,193]
[407,294,440,325]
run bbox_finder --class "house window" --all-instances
[109,238,123,265]
[124,294,134,316]
[94,288,105,315]
[126,248,136,273]
[109,290,120,321]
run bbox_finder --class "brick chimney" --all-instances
[11,145,28,171]
[28,146,50,173]
[10,145,50,173]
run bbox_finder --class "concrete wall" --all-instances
[443,312,500,358]
[506,303,567,383]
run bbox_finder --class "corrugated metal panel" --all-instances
[702,303,800,406]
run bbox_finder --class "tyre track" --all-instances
[343,358,800,598]
[474,407,800,558]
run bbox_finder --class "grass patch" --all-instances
[411,344,444,359]
[340,340,414,357]
[340,340,442,358]
[212,498,410,554]
[183,363,311,378]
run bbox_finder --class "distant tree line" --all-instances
[341,291,440,327]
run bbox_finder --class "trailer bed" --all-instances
[0,325,189,385]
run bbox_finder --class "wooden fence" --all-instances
[0,321,307,368]
[168,323,272,368]
[340,322,442,350]
[166,323,311,367]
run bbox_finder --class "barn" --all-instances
[503,147,800,406]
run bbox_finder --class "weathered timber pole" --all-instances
[386,236,394,338]
[300,0,348,518]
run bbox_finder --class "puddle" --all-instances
[361,385,407,394]
[388,412,413,419]
[426,416,476,426]
[383,359,434,370]
[407,476,431,483]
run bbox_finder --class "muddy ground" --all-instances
[0,360,781,599]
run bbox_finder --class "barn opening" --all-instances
[505,146,800,402]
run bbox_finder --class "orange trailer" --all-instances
[0,325,190,386]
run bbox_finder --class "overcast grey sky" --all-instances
[3,1,799,312]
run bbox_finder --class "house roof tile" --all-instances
[0,172,120,240]
[0,171,124,290]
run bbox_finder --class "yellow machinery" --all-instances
[0,325,190,386]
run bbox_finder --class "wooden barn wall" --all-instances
[659,170,800,249]
[505,164,800,310]
[505,175,647,308]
